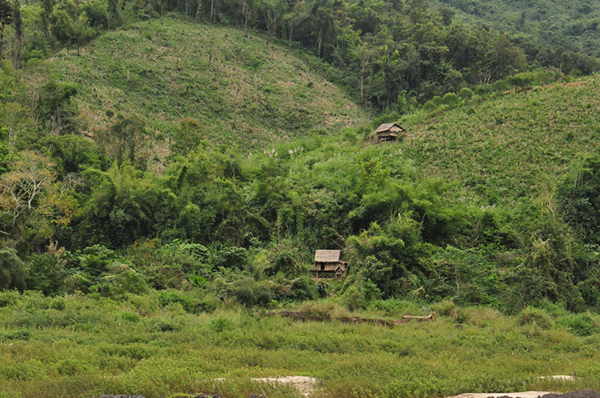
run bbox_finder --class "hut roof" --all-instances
[375,123,405,134]
[314,250,341,263]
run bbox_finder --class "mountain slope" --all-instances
[50,16,366,151]
[400,75,600,205]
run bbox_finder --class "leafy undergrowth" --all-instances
[1,292,600,398]
[50,16,366,155]
[400,76,600,205]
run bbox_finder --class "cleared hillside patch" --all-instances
[50,16,366,152]
[400,76,600,205]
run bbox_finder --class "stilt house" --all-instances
[375,123,405,142]
[311,250,347,278]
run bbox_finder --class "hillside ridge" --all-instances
[50,16,366,153]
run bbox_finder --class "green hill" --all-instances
[50,16,366,152]
[399,76,600,205]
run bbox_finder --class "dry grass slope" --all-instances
[50,16,366,152]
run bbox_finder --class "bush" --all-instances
[558,313,598,336]
[493,79,509,92]
[288,276,316,300]
[442,92,459,105]
[371,111,400,129]
[94,263,148,298]
[122,312,141,322]
[156,290,213,314]
[0,290,20,307]
[229,277,273,307]
[213,246,248,270]
[149,317,182,332]
[458,87,474,100]
[5,330,32,341]
[26,253,67,296]
[517,307,553,330]
[209,316,234,333]
[0,247,27,291]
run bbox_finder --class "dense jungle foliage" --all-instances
[435,0,600,60]
[1,0,600,319]
[1,0,599,112]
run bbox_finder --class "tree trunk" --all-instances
[360,73,364,104]
[210,0,214,20]
[241,0,246,26]
[0,24,4,61]
[195,3,201,21]
[317,26,323,57]
[289,25,293,47]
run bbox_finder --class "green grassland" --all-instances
[399,77,600,205]
[2,292,600,398]
[50,16,366,152]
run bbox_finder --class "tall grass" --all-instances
[1,292,600,397]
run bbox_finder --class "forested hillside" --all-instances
[0,0,600,312]
[3,0,600,395]
[3,0,593,114]
[435,0,600,62]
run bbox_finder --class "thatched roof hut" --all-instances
[314,250,341,263]
[312,250,347,278]
[375,123,405,142]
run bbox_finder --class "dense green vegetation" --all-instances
[3,67,600,314]
[434,0,600,62]
[2,0,597,113]
[2,292,600,398]
[2,0,600,395]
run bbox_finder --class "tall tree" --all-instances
[0,151,76,245]
[0,0,13,61]
[11,0,22,67]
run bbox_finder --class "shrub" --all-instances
[213,246,248,270]
[458,87,474,100]
[371,111,400,129]
[229,277,273,307]
[50,297,66,311]
[442,92,459,105]
[122,312,141,322]
[149,317,182,332]
[26,253,67,296]
[0,290,20,307]
[493,79,509,92]
[289,276,316,300]
[0,247,27,291]
[5,330,32,340]
[95,263,148,298]
[517,307,553,330]
[558,313,598,336]
[209,316,234,333]
[157,290,201,314]
[423,99,438,111]
[57,359,86,376]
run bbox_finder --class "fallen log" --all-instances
[401,312,436,321]
[266,311,414,327]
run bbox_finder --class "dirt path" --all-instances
[251,376,317,397]
[447,390,600,398]
[446,392,555,398]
